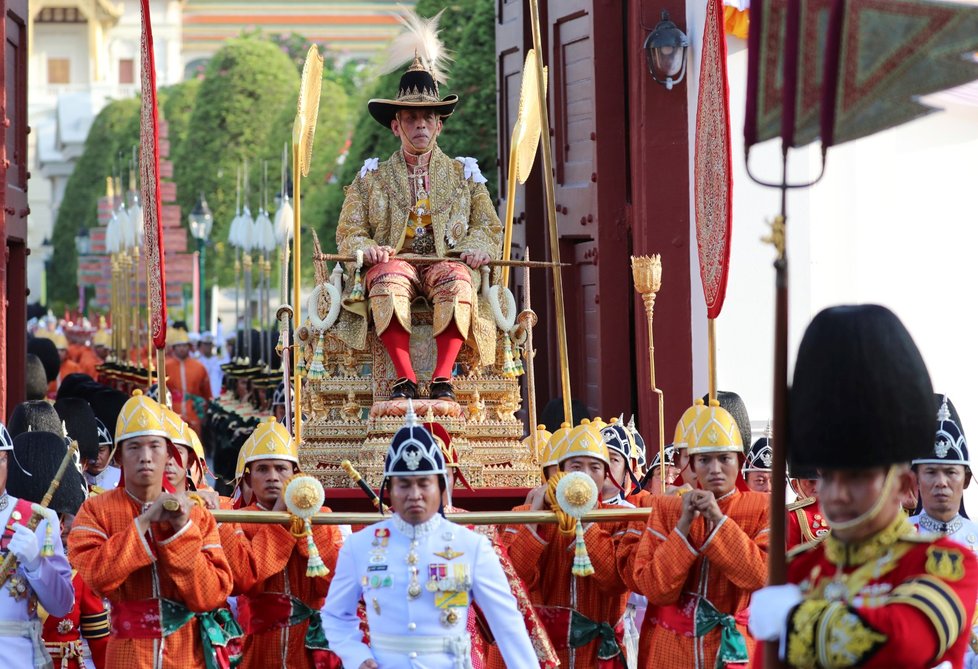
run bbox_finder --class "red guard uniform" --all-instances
[42,571,110,669]
[786,497,829,551]
[776,515,978,668]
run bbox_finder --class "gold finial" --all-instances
[408,53,426,72]
[762,215,786,260]
[631,254,662,296]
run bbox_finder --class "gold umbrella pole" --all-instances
[528,1,572,424]
[211,506,651,527]
[631,255,666,493]
[500,145,519,288]
[520,248,540,463]
[146,250,155,385]
[291,141,303,441]
[707,318,718,402]
[131,246,140,367]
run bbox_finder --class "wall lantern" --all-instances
[644,10,689,90]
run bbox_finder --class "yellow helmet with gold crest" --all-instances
[241,417,298,467]
[673,398,706,450]
[557,419,611,469]
[542,422,573,469]
[687,400,744,456]
[115,390,169,443]
[522,424,553,465]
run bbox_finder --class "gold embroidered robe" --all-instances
[333,147,502,365]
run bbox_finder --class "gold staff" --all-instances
[528,0,573,424]
[520,248,541,462]
[0,441,79,586]
[313,253,563,270]
[211,506,651,527]
[291,46,323,444]
[500,50,546,288]
[631,255,666,493]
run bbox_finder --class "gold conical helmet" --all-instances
[115,390,168,443]
[241,417,298,467]
[688,400,744,456]
[558,419,611,469]
[673,398,706,450]
[542,422,573,469]
[522,424,553,465]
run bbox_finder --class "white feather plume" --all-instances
[381,6,453,84]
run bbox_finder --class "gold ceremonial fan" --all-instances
[293,45,324,178]
[291,45,324,445]
[500,50,547,287]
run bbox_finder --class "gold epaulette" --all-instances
[897,532,934,544]
[787,536,825,562]
[88,485,105,497]
[786,497,816,512]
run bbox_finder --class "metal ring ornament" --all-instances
[555,471,599,519]
[306,282,341,331]
[285,475,326,519]
[487,284,518,333]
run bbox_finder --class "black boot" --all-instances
[429,377,455,401]
[390,378,418,400]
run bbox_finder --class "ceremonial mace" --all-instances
[291,45,324,444]
[631,255,666,493]
[0,441,80,587]
[528,0,573,424]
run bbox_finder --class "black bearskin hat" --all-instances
[788,305,933,470]
[8,431,86,516]
[55,398,100,464]
[9,401,64,439]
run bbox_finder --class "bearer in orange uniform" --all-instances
[165,329,213,436]
[748,305,978,668]
[506,419,629,669]
[48,332,82,395]
[624,400,769,669]
[68,390,234,668]
[230,418,344,669]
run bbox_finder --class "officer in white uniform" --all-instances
[909,395,978,668]
[0,425,75,668]
[82,419,120,492]
[322,404,538,669]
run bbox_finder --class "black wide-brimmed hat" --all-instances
[368,59,458,129]
[788,305,934,470]
[8,431,86,516]
[368,10,457,129]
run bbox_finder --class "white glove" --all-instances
[9,524,41,572]
[748,584,803,642]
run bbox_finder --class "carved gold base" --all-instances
[297,317,539,490]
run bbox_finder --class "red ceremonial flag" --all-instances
[139,0,167,349]
[694,0,733,319]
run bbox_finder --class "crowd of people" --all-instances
[0,302,968,669]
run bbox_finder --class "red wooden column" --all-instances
[2,0,30,417]
[627,0,695,445]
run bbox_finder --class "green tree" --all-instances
[173,38,299,288]
[48,98,140,307]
